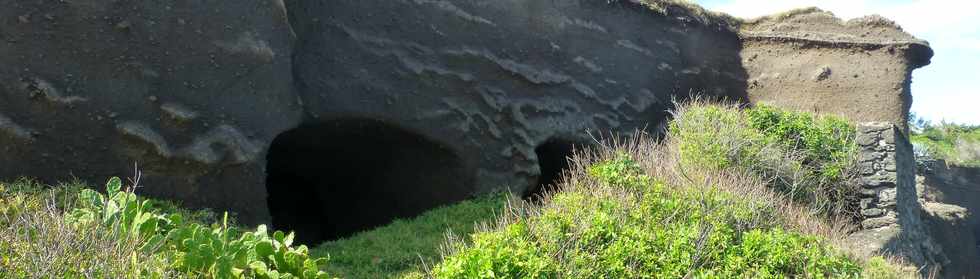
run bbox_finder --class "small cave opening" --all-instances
[525,138,583,200]
[265,118,472,245]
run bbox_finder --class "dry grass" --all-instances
[738,7,827,25]
[0,181,176,278]
[629,0,742,30]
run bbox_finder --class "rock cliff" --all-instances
[0,0,934,248]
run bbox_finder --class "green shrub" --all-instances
[587,152,652,189]
[671,103,859,218]
[433,151,863,278]
[715,229,860,278]
[671,104,767,170]
[746,105,856,181]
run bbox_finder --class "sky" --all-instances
[694,0,980,124]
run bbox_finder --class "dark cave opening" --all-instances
[525,138,582,200]
[265,118,472,245]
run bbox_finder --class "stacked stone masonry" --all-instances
[851,122,948,276]
[856,122,901,229]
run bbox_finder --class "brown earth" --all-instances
[738,8,932,130]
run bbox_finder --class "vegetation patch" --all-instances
[310,193,510,278]
[0,177,328,278]
[0,176,512,278]
[432,102,908,278]
[911,120,980,167]
[435,151,861,278]
[671,103,859,219]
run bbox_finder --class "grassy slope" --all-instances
[431,103,912,278]
[311,193,510,278]
[911,123,980,167]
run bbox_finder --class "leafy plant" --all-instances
[587,152,652,189]
[433,222,557,279]
[10,176,331,278]
[64,177,169,252]
[746,104,856,181]
[1,180,174,278]
[167,213,329,279]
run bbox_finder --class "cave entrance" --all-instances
[525,138,582,200]
[266,118,472,245]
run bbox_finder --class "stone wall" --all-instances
[855,123,903,229]
[849,122,948,276]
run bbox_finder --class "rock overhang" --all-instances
[736,7,933,68]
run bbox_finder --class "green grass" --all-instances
[310,193,511,278]
[911,122,980,167]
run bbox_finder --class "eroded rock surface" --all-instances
[0,0,300,222]
[0,1,936,243]
[918,161,980,277]
[286,0,746,200]
[739,8,932,129]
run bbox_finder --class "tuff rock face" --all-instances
[739,8,933,129]
[0,0,933,245]
[280,0,747,237]
[0,0,299,221]
[917,161,980,277]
